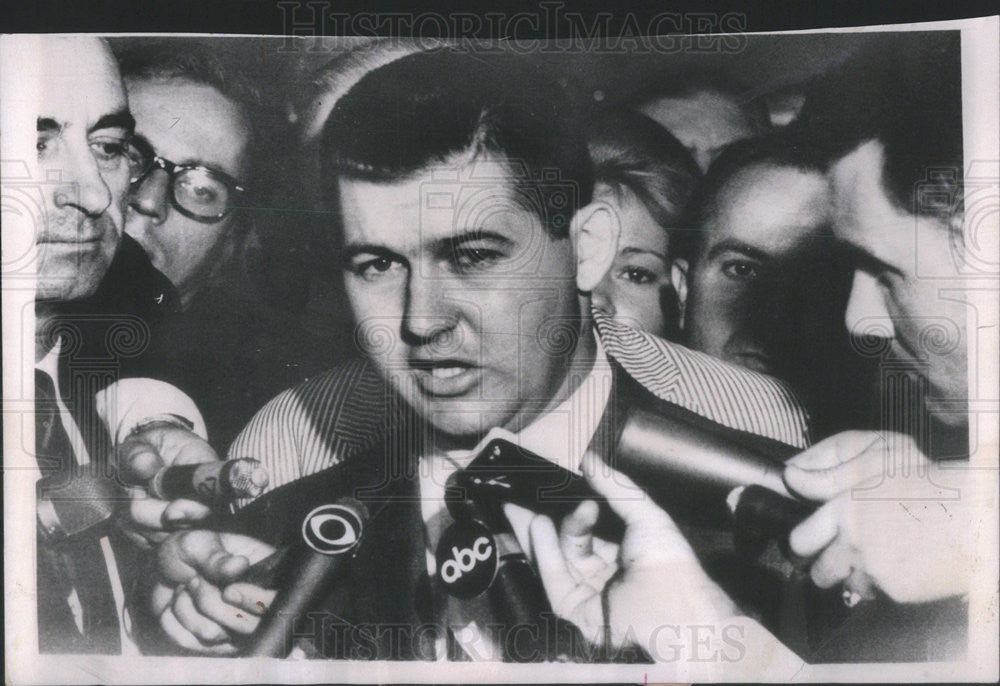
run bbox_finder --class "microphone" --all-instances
[615,407,813,537]
[145,458,269,504]
[442,471,555,662]
[244,497,368,658]
[617,409,877,608]
[37,466,125,540]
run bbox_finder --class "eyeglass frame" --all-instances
[127,141,246,224]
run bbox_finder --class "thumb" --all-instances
[161,498,213,527]
[581,455,695,567]
[117,438,164,483]
[580,453,663,528]
[784,435,886,502]
[559,499,599,562]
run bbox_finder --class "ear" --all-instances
[670,258,689,329]
[571,200,620,293]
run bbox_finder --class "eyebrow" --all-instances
[341,230,514,265]
[620,246,668,262]
[845,243,905,279]
[432,229,514,259]
[37,118,61,133]
[706,238,771,263]
[88,110,135,135]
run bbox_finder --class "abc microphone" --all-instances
[244,497,368,658]
[442,472,555,662]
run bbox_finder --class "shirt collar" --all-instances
[35,336,62,381]
[440,330,613,475]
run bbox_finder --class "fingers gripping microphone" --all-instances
[244,497,368,658]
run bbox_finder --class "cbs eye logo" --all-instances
[301,503,365,555]
[435,520,498,599]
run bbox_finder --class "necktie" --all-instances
[35,369,121,654]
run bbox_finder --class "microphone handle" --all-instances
[731,484,816,541]
[244,548,348,657]
[243,497,368,657]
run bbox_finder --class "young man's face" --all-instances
[830,140,968,424]
[675,163,834,376]
[35,37,132,302]
[125,77,250,307]
[338,156,586,446]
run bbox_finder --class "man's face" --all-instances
[640,90,758,173]
[35,38,131,302]
[830,140,968,423]
[339,156,583,446]
[125,77,250,307]
[677,163,834,375]
[591,187,673,338]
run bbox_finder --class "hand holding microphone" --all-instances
[116,420,268,548]
[529,453,739,656]
[614,408,880,606]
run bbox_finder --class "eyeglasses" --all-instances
[127,139,245,223]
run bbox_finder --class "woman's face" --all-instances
[591,186,675,338]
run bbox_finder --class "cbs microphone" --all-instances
[244,496,368,658]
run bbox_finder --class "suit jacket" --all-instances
[36,235,179,654]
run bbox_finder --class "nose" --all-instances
[127,168,170,225]
[844,270,892,337]
[54,146,112,217]
[402,272,458,346]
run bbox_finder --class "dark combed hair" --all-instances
[792,32,963,221]
[319,48,594,238]
[672,135,825,261]
[587,109,701,232]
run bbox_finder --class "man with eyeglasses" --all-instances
[114,40,332,453]
[13,35,228,655]
[120,46,252,310]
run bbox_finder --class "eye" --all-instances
[350,256,404,283]
[618,266,657,285]
[89,137,128,164]
[721,260,759,281]
[190,185,218,201]
[37,132,58,158]
[453,246,502,272]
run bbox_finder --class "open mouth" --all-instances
[409,359,480,396]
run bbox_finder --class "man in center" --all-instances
[149,49,811,660]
